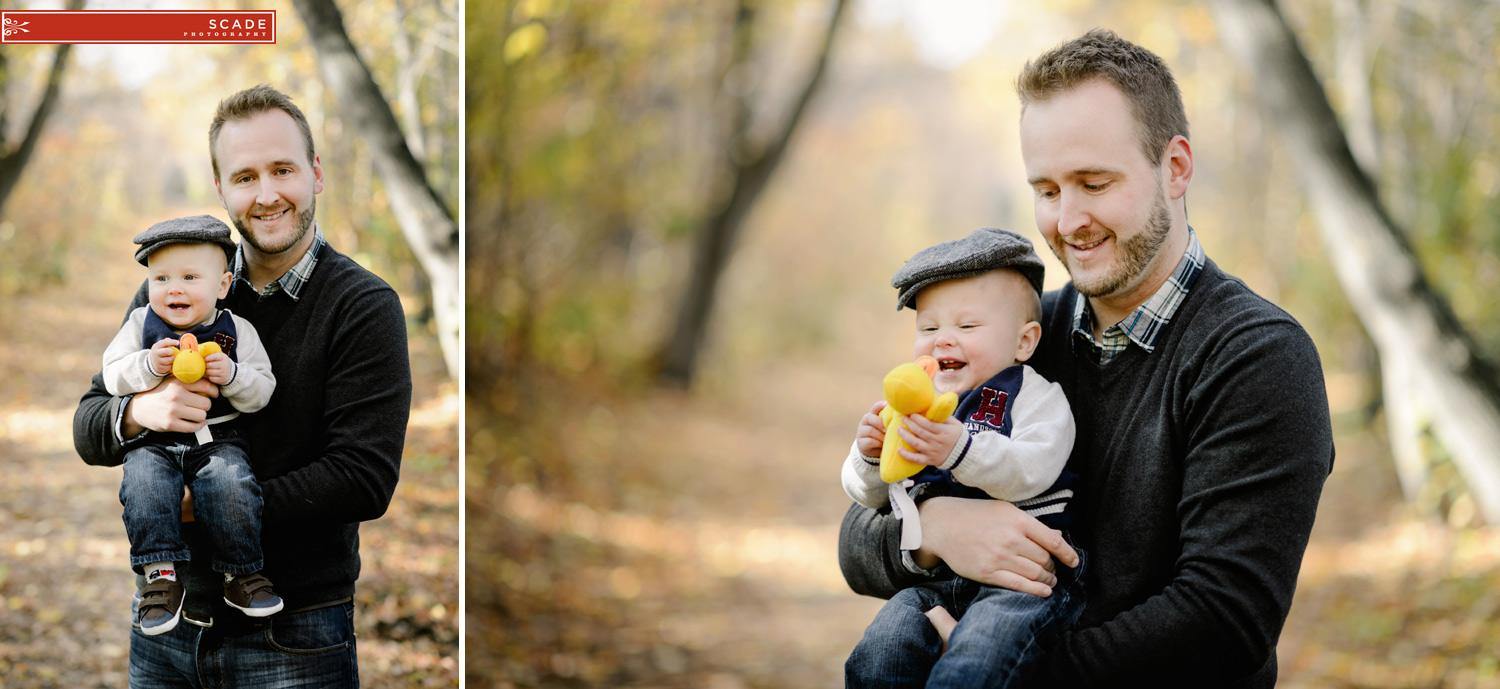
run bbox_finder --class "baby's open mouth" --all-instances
[937,358,966,371]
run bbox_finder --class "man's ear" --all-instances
[312,155,324,195]
[214,175,227,210]
[1163,135,1193,201]
[1014,320,1042,363]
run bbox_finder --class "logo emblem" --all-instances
[2,18,30,37]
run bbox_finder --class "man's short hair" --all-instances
[209,84,316,182]
[1016,28,1189,165]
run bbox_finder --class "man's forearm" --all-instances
[838,501,927,599]
[257,378,409,529]
[258,414,406,527]
[73,373,126,467]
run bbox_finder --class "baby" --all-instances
[101,215,281,636]
[842,227,1081,688]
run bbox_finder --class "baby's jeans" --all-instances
[845,547,1086,689]
[119,436,264,576]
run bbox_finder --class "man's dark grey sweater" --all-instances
[74,243,412,620]
[840,259,1334,687]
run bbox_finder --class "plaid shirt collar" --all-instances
[230,223,326,302]
[1073,228,1206,363]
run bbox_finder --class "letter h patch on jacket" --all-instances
[970,388,1009,427]
[957,365,1024,437]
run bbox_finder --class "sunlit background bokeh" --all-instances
[470,0,1500,687]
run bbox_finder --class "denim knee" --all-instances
[847,587,945,689]
[190,450,260,504]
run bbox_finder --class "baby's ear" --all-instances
[218,271,232,299]
[1014,320,1042,363]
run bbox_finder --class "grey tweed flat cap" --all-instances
[133,215,237,266]
[892,227,1045,310]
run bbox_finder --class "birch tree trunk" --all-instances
[1211,0,1500,521]
[292,0,460,379]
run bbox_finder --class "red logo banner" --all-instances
[1,10,275,44]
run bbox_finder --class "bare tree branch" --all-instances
[658,0,850,386]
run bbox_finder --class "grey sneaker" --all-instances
[223,572,284,617]
[137,577,184,636]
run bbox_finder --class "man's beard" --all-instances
[232,198,316,256]
[1056,182,1172,298]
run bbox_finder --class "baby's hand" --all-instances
[855,401,887,458]
[898,413,964,467]
[149,338,179,377]
[203,352,234,386]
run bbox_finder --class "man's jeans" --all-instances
[120,439,264,576]
[129,598,359,688]
[846,548,1086,689]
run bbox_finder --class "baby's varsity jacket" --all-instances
[842,364,1077,528]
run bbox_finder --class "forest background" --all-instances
[470,0,1500,687]
[0,0,459,685]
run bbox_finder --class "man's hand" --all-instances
[897,413,965,466]
[149,338,179,377]
[914,497,1079,597]
[123,376,219,437]
[855,401,888,457]
[203,352,233,386]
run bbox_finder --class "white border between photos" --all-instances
[457,2,468,685]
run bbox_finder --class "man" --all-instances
[74,84,412,687]
[839,30,1333,687]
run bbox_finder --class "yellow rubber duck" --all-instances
[169,332,223,384]
[879,355,959,483]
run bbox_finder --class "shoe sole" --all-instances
[224,597,284,617]
[140,596,184,636]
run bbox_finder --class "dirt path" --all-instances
[468,347,1500,687]
[0,225,457,687]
